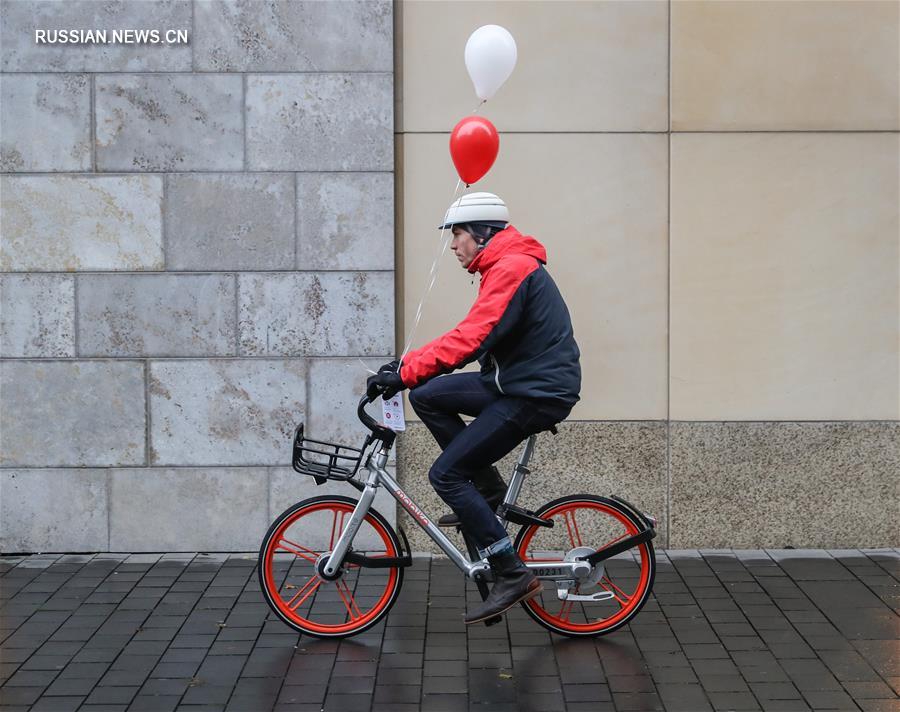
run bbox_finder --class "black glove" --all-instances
[366,360,406,401]
[377,360,399,375]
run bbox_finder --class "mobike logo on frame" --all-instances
[394,488,430,528]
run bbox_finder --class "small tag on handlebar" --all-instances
[381,393,406,432]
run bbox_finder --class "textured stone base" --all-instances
[395,421,668,554]
[670,421,900,548]
[397,420,900,553]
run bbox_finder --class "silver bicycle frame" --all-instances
[322,434,592,583]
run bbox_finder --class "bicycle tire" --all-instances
[258,495,405,638]
[513,494,656,637]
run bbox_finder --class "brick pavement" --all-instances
[1,550,898,712]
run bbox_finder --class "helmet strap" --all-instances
[466,222,504,250]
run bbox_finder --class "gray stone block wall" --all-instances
[95,74,244,172]
[0,274,75,356]
[0,74,91,172]
[0,0,395,553]
[1,175,165,271]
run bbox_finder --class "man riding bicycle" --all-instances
[367,192,581,624]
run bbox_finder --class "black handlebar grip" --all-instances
[357,394,397,445]
[357,394,377,429]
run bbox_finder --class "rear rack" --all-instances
[291,424,371,488]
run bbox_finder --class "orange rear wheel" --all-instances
[514,495,655,637]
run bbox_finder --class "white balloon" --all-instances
[464,25,517,101]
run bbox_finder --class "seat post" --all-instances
[518,434,537,469]
[502,434,537,508]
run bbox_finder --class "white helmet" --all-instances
[438,192,509,230]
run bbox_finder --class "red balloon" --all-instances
[449,116,499,186]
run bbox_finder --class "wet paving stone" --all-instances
[0,550,898,710]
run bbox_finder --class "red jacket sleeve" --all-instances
[399,257,537,388]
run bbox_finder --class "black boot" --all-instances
[438,465,506,528]
[464,549,542,625]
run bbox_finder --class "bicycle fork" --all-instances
[321,481,379,578]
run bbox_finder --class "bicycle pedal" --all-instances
[483,615,503,627]
[497,503,554,528]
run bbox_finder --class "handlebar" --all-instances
[357,393,397,445]
[357,392,379,430]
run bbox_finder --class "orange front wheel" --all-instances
[258,495,404,638]
[514,495,656,637]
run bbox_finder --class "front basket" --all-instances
[291,423,366,484]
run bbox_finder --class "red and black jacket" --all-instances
[399,225,581,407]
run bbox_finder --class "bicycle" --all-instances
[258,392,657,638]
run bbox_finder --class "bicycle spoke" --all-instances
[562,510,583,548]
[345,579,363,619]
[329,510,338,548]
[595,531,628,554]
[276,538,319,564]
[598,575,632,607]
[335,579,363,621]
[561,511,579,548]
[285,574,322,611]
[559,599,574,621]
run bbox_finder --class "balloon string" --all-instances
[397,100,486,365]
[399,178,465,365]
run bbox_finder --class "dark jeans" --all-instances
[408,372,572,553]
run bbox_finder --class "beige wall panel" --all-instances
[400,0,668,132]
[400,133,669,421]
[671,133,900,421]
[671,0,900,131]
